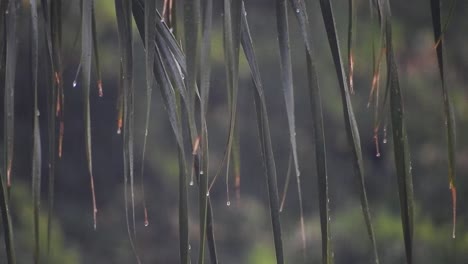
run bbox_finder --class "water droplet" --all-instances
[244,10,247,16]
[376,152,381,157]
[383,138,387,144]
[206,191,210,197]
[200,170,204,175]
[226,201,231,206]
[144,220,149,227]
[296,9,300,13]
[36,110,40,117]
[181,75,185,80]
[188,244,191,250]
[117,128,121,134]
[189,180,194,186]
[72,80,77,87]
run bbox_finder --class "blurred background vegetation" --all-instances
[2,0,468,263]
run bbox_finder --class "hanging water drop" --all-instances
[376,152,381,157]
[36,110,40,117]
[200,170,204,175]
[189,180,194,186]
[206,191,210,197]
[188,244,191,250]
[383,138,387,144]
[144,220,149,227]
[226,200,231,206]
[295,9,300,13]
[72,80,77,87]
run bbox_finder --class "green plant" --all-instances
[0,0,460,263]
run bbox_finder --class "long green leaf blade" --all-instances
[240,5,284,263]
[81,0,98,230]
[276,0,300,182]
[140,0,156,228]
[184,0,200,143]
[30,1,42,263]
[198,0,213,262]
[4,0,17,190]
[115,1,141,262]
[153,42,189,264]
[430,0,457,239]
[382,1,414,263]
[1,1,17,261]
[213,0,241,206]
[318,0,380,263]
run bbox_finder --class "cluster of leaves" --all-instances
[0,0,457,264]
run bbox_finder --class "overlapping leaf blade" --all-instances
[240,4,284,263]
[318,0,380,263]
[198,0,214,262]
[381,1,414,263]
[430,0,457,239]
[276,0,300,188]
[115,1,141,262]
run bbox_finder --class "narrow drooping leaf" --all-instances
[30,1,42,262]
[81,0,98,230]
[91,2,103,97]
[276,0,300,193]
[4,0,17,190]
[306,52,333,264]
[183,0,200,142]
[240,5,284,263]
[289,0,333,257]
[140,0,156,228]
[115,1,141,262]
[153,42,189,264]
[198,0,213,262]
[213,0,242,207]
[318,0,380,263]
[131,1,218,261]
[382,1,414,263]
[430,0,457,239]
[39,0,62,256]
[0,2,17,262]
[347,0,356,93]
[368,2,389,157]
